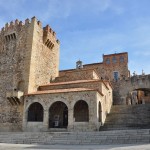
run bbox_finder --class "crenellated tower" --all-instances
[0,17,59,131]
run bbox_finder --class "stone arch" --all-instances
[27,102,44,122]
[98,101,102,122]
[49,101,68,128]
[74,100,89,122]
[130,88,150,104]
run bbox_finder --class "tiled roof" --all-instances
[25,88,104,96]
[40,79,101,87]
[83,62,103,66]
[59,69,75,72]
[39,79,111,91]
[59,68,98,73]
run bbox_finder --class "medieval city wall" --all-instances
[112,74,150,104]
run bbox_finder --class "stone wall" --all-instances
[112,74,150,104]
[0,18,33,131]
[57,69,99,82]
[83,52,129,81]
[0,17,59,131]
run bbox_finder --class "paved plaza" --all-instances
[0,143,150,150]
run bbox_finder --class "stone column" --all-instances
[22,106,28,131]
[67,108,74,131]
[43,108,49,131]
[89,100,99,131]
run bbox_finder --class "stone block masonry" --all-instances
[0,17,59,131]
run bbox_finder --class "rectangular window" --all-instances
[114,71,119,81]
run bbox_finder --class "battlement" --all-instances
[130,74,150,82]
[112,74,150,83]
[103,52,128,65]
[0,17,42,34]
[43,24,60,49]
[43,25,56,38]
[0,16,59,46]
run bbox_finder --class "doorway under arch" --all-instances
[27,102,43,122]
[49,101,68,128]
[129,88,150,104]
[74,100,89,122]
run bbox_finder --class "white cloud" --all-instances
[38,0,72,21]
[37,0,124,22]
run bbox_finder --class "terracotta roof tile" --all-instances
[25,88,104,96]
[59,68,98,73]
[39,79,111,91]
[83,62,103,66]
[59,69,75,72]
[39,79,101,87]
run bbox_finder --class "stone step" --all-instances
[110,104,150,109]
[0,129,149,145]
[101,104,150,130]
[100,126,150,131]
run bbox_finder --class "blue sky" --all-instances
[0,0,150,75]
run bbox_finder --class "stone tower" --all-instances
[0,17,59,131]
[103,52,129,81]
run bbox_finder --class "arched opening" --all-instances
[74,100,89,122]
[129,88,150,104]
[28,102,43,122]
[49,101,68,128]
[136,88,150,104]
[98,102,102,122]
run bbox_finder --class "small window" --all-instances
[120,56,124,62]
[106,58,110,64]
[114,71,119,81]
[5,33,16,42]
[112,56,117,63]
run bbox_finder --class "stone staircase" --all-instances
[100,104,150,131]
[0,129,149,145]
[0,104,149,145]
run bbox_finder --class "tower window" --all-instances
[114,71,119,81]
[112,56,117,63]
[120,56,124,62]
[5,33,17,42]
[106,58,110,64]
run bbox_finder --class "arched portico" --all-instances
[27,102,44,122]
[74,100,89,122]
[49,101,68,128]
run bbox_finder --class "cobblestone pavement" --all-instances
[0,143,150,150]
